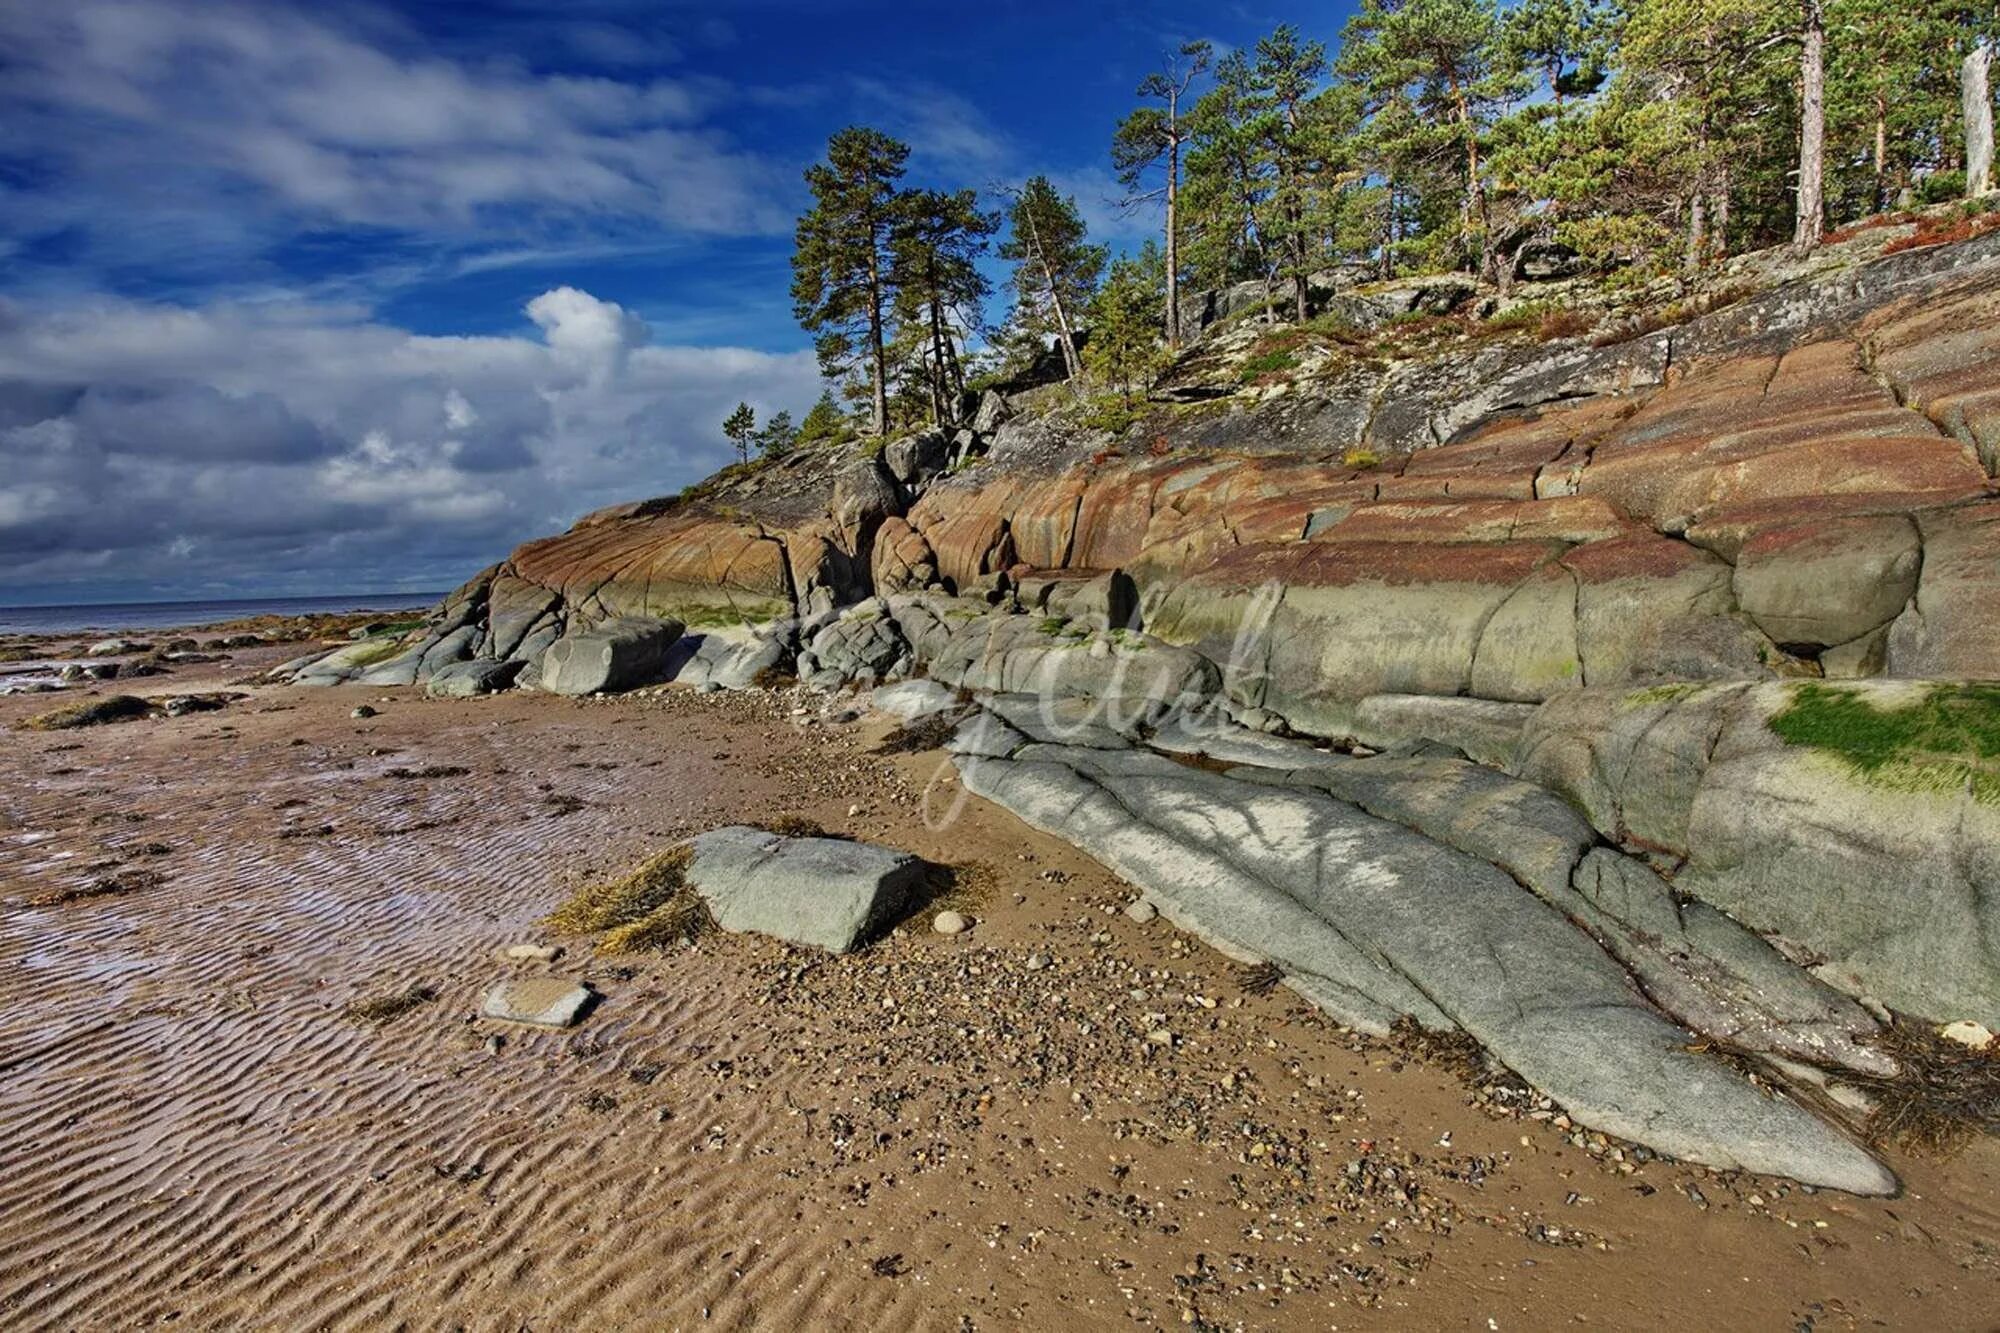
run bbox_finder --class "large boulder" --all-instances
[1517,681,2000,1026]
[683,826,927,953]
[539,618,683,696]
[1730,514,1921,650]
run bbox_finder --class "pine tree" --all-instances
[797,390,852,446]
[998,176,1106,384]
[722,402,756,466]
[1253,26,1337,321]
[890,188,998,426]
[756,410,796,457]
[1340,0,1526,279]
[1112,41,1213,349]
[1184,50,1277,294]
[1085,248,1167,403]
[791,127,910,437]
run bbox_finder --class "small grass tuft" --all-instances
[1767,682,2000,804]
[919,861,996,919]
[764,815,830,839]
[549,845,715,954]
[345,983,438,1023]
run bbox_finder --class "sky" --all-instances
[0,0,1352,605]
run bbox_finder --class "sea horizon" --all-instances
[0,591,447,636]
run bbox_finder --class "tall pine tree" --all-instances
[998,177,1106,384]
[1112,41,1213,349]
[791,128,909,437]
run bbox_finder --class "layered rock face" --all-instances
[289,229,2000,1192]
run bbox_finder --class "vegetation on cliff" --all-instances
[756,0,1996,453]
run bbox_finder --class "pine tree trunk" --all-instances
[1018,200,1082,384]
[1165,112,1182,350]
[866,245,889,436]
[1967,42,1996,198]
[1873,90,1889,214]
[1794,0,1826,250]
[1686,190,1706,276]
[1712,180,1731,262]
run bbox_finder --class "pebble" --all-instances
[1025,954,1050,971]
[1123,899,1157,924]
[350,705,377,719]
[1145,1028,1174,1047]
[501,943,562,962]
[932,911,969,936]
[1941,1019,1996,1050]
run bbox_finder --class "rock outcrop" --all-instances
[283,225,2000,1193]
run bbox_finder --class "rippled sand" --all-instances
[2,650,1996,1330]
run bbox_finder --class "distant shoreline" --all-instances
[0,592,446,636]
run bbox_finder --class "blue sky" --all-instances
[0,0,1354,604]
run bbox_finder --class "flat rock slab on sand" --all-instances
[685,825,927,954]
[481,978,596,1027]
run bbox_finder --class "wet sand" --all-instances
[2,647,1997,1330]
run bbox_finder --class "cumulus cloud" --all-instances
[0,288,820,598]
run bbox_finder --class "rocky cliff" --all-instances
[287,220,2000,1192]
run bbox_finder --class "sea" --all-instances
[0,592,447,636]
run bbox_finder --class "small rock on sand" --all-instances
[500,943,562,962]
[481,978,595,1028]
[932,911,969,935]
[351,705,377,719]
[1123,899,1158,924]
[1941,1019,1996,1050]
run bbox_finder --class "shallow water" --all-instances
[0,592,444,635]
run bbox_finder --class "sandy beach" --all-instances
[0,640,1994,1331]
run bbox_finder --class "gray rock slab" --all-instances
[481,978,595,1027]
[426,658,523,698]
[540,617,684,696]
[956,740,1895,1194]
[870,679,961,722]
[684,825,927,954]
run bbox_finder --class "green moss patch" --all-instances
[1768,682,2000,804]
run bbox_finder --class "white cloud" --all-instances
[0,287,822,596]
[0,0,792,288]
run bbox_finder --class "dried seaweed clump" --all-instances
[345,983,438,1023]
[1844,1022,2000,1157]
[548,845,713,954]
[19,695,152,731]
[873,711,962,755]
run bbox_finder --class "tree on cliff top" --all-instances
[791,127,909,437]
[1085,246,1167,404]
[998,176,1106,385]
[722,402,756,465]
[1113,40,1212,350]
[890,187,998,427]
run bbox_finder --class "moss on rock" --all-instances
[1768,682,2000,804]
